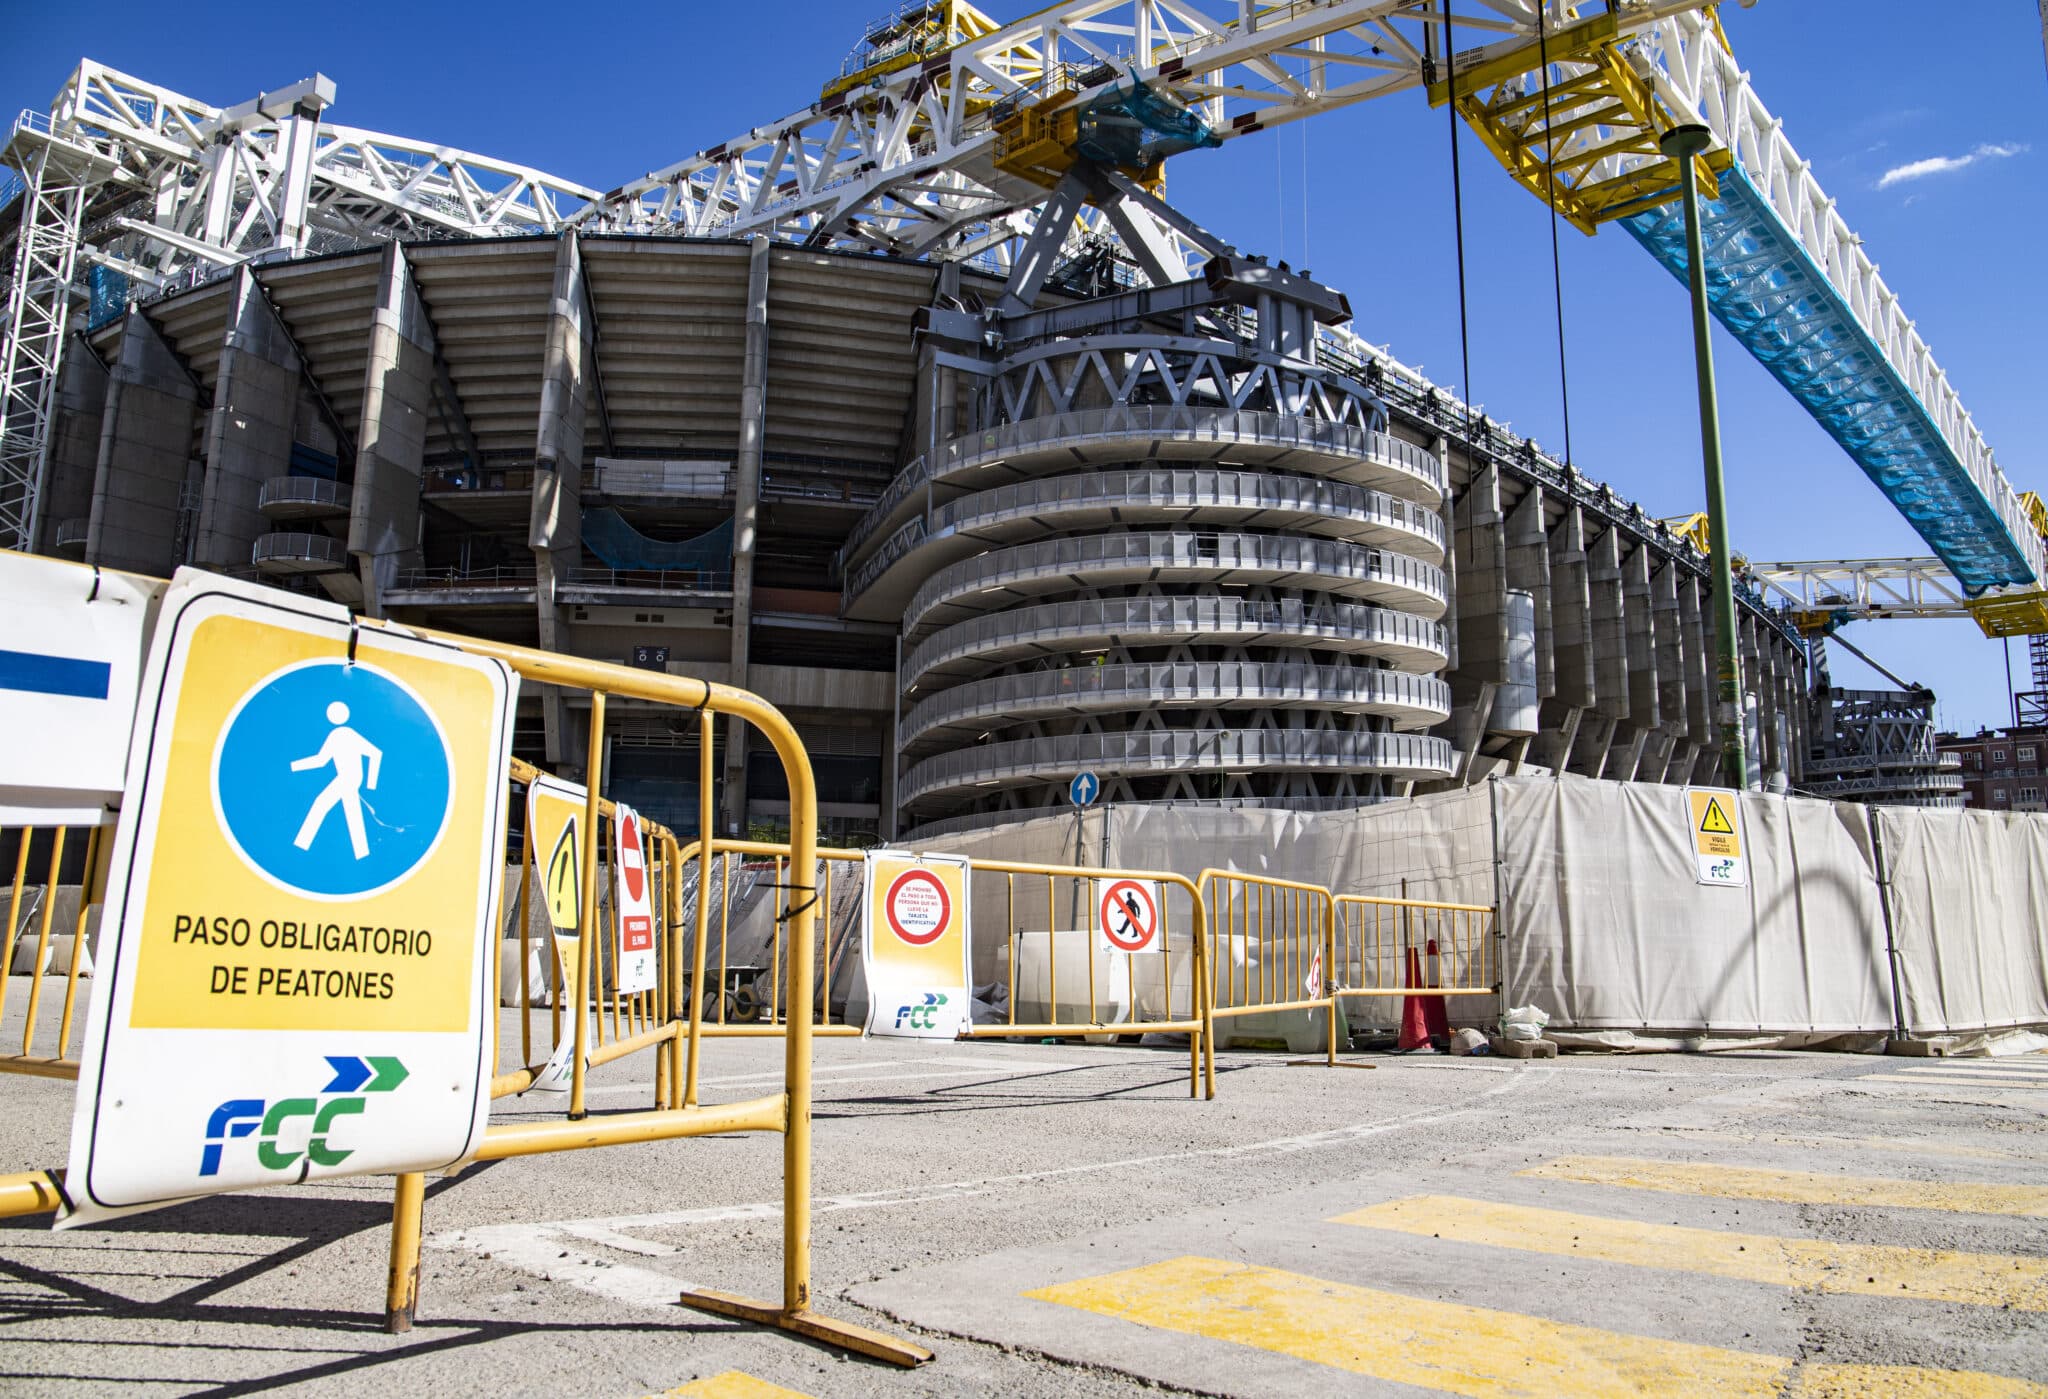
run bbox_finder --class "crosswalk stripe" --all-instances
[1025,1256,2048,1399]
[1333,1195,2048,1310]
[1521,1157,2048,1217]
[1862,1074,2048,1089]
[1656,1130,2021,1161]
[655,1373,816,1399]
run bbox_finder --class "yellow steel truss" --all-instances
[1430,7,1728,234]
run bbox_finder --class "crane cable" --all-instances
[1537,3,1576,468]
[1443,0,1476,453]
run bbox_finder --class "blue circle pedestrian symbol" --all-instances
[212,661,453,899]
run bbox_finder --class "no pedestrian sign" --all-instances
[1686,787,1748,888]
[63,572,516,1225]
[1096,878,1162,955]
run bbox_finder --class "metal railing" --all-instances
[843,405,1444,570]
[256,475,348,513]
[1334,894,1497,1004]
[903,661,1451,747]
[967,858,1214,1099]
[390,564,538,591]
[0,824,103,1081]
[902,728,1457,805]
[250,531,345,569]
[903,530,1448,635]
[562,565,735,595]
[904,594,1449,687]
[848,466,1446,601]
[1200,870,1339,1061]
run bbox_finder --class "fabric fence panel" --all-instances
[1876,808,2048,1034]
[1498,778,1891,1034]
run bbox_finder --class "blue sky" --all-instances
[7,1,2042,731]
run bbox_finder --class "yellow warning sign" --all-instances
[526,776,587,932]
[1686,787,1747,887]
[543,820,580,929]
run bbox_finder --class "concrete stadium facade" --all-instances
[33,229,1811,839]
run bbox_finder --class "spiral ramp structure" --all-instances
[840,312,1457,831]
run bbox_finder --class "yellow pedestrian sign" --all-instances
[63,571,516,1226]
[1686,788,1747,888]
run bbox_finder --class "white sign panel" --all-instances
[0,552,167,825]
[612,802,658,995]
[1095,878,1163,956]
[861,851,972,1038]
[62,571,516,1226]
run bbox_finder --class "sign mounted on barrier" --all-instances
[612,802,656,994]
[1687,787,1748,888]
[63,571,516,1226]
[1096,878,1162,955]
[0,551,168,826]
[863,851,971,1038]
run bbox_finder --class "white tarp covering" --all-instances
[1876,807,2048,1033]
[1496,779,1893,1035]
[902,775,2046,1040]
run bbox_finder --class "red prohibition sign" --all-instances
[1099,879,1158,953]
[619,813,645,903]
[885,867,952,946]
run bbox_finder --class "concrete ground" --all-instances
[0,996,2044,1397]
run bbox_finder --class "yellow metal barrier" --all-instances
[491,755,691,1109]
[1333,893,1497,1006]
[1198,869,1339,1066]
[963,859,1214,1100]
[376,625,925,1362]
[671,839,868,1043]
[0,619,928,1366]
[0,823,105,1081]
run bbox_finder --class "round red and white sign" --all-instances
[885,867,952,946]
[1098,878,1159,953]
[618,811,645,904]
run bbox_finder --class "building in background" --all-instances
[1938,726,2048,813]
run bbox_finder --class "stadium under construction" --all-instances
[7,2,2047,842]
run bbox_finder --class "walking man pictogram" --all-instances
[291,701,383,859]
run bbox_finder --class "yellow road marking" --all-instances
[1653,1130,2020,1162]
[1334,1195,2048,1310]
[1863,1074,2048,1088]
[1522,1156,2048,1218]
[656,1373,815,1399]
[1026,1256,2048,1399]
[1788,1366,2048,1399]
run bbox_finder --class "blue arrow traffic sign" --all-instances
[1070,771,1099,807]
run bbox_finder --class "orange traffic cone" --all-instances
[1397,945,1432,1050]
[1421,938,1451,1043]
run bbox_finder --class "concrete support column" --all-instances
[722,235,771,836]
[532,232,593,772]
[38,334,108,553]
[1450,462,1507,776]
[349,242,435,615]
[1544,505,1595,773]
[194,267,301,570]
[1582,526,1630,777]
[1652,562,1687,783]
[1506,488,1554,701]
[86,309,200,577]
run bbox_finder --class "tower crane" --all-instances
[3,0,2042,612]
